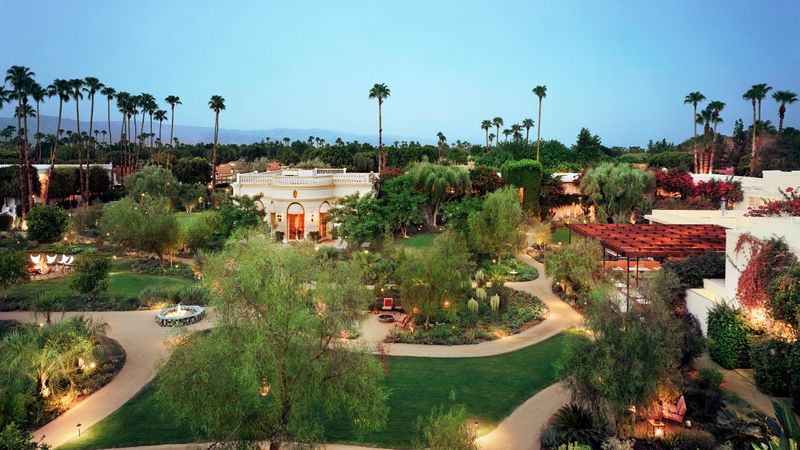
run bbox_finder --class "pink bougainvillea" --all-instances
[745,187,800,217]
[735,234,772,311]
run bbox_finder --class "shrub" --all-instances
[138,286,172,308]
[539,424,562,448]
[770,262,800,327]
[69,254,111,298]
[707,303,752,369]
[501,159,543,216]
[0,214,12,231]
[175,285,210,306]
[601,437,634,450]
[274,230,285,242]
[662,252,725,288]
[790,343,800,411]
[414,404,477,450]
[552,403,606,447]
[307,231,321,243]
[673,429,716,450]
[750,336,791,396]
[679,313,705,366]
[648,151,694,171]
[0,249,27,299]
[71,204,104,237]
[684,367,724,423]
[25,205,69,243]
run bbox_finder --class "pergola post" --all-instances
[626,257,631,311]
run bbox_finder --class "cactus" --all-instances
[467,298,479,314]
[475,288,487,301]
[490,294,500,312]
[475,269,486,282]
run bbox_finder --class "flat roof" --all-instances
[565,223,727,258]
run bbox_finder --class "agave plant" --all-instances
[758,401,800,450]
[552,403,605,447]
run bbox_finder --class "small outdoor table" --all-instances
[647,418,666,437]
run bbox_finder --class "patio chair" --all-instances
[30,254,41,264]
[64,256,75,266]
[394,314,411,329]
[58,255,70,265]
[46,255,57,264]
[661,395,686,423]
[381,298,394,311]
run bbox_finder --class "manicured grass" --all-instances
[59,333,570,449]
[551,226,571,244]
[8,265,193,302]
[397,232,438,250]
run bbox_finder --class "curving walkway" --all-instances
[0,310,212,449]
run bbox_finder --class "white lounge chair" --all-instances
[64,256,75,266]
[46,255,57,264]
[30,255,41,264]
[58,255,70,265]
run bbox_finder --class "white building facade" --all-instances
[231,168,377,242]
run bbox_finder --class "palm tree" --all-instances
[752,83,772,122]
[488,133,496,146]
[6,65,36,215]
[30,82,46,161]
[684,91,706,173]
[510,123,523,141]
[69,79,85,203]
[502,128,512,142]
[164,95,181,149]
[154,109,168,165]
[82,77,104,204]
[743,87,758,174]
[436,131,447,162]
[130,95,141,170]
[772,90,798,133]
[44,79,72,203]
[100,86,116,161]
[707,100,725,174]
[521,118,534,145]
[368,83,391,172]
[208,95,226,189]
[480,120,492,148]
[532,85,547,160]
[492,117,504,146]
[695,108,713,174]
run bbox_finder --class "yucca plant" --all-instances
[490,294,500,312]
[467,298,478,314]
[552,403,605,447]
[475,288,487,301]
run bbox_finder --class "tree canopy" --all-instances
[579,162,655,223]
[405,162,470,227]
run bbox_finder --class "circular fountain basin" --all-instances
[155,305,206,327]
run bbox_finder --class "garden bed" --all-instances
[480,258,539,282]
[385,286,548,345]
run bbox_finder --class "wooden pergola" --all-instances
[564,223,727,307]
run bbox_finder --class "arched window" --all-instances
[319,201,331,239]
[287,203,305,240]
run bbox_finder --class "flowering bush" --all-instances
[694,178,743,204]
[745,187,800,217]
[735,235,795,311]
[654,170,743,206]
[655,168,695,199]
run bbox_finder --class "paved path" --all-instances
[0,310,211,449]
[693,353,777,416]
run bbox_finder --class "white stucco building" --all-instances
[231,168,377,242]
[646,170,800,334]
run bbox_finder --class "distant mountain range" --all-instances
[0,115,424,146]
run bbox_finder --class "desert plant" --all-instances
[552,403,605,447]
[175,285,210,306]
[601,436,634,450]
[673,428,717,450]
[475,287,487,301]
[489,294,500,312]
[467,298,478,314]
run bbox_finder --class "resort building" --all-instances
[231,167,377,242]
[646,170,800,334]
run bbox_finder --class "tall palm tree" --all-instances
[683,91,706,173]
[752,83,772,123]
[521,118,534,145]
[707,100,725,174]
[743,87,758,174]
[480,120,492,148]
[492,117,503,146]
[164,95,181,150]
[6,66,37,215]
[30,82,46,161]
[82,77,104,204]
[488,133,496,145]
[772,90,798,133]
[510,123,523,141]
[69,79,86,203]
[436,131,446,162]
[100,86,115,162]
[44,79,72,203]
[502,128,512,142]
[130,95,141,170]
[532,85,547,160]
[208,95,226,189]
[368,83,391,172]
[154,109,168,165]
[115,92,130,172]
[695,108,713,174]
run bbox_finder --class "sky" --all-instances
[2,0,799,147]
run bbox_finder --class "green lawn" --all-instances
[551,226,571,244]
[396,232,438,250]
[8,265,193,302]
[59,332,570,449]
[175,211,215,231]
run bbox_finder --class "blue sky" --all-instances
[2,0,798,147]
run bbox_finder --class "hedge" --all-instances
[648,151,694,171]
[662,252,726,288]
[501,159,543,216]
[790,343,800,411]
[750,336,791,396]
[707,303,752,369]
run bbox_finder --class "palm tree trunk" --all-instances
[484,129,489,148]
[525,127,530,145]
[149,113,154,151]
[378,99,383,173]
[709,123,718,174]
[134,113,140,171]
[749,101,758,175]
[495,125,500,146]
[15,101,27,217]
[536,98,543,160]
[139,112,145,169]
[692,104,698,173]
[157,120,163,166]
[22,104,34,212]
[86,95,95,205]
[44,99,63,204]
[212,111,219,189]
[107,99,112,163]
[35,100,41,161]
[75,98,84,205]
[779,103,785,133]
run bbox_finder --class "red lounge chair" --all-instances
[661,395,686,423]
[382,298,394,311]
[394,314,411,329]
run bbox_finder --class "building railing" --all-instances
[235,170,375,187]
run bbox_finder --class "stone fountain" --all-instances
[154,304,206,327]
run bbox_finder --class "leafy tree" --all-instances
[29,293,64,324]
[178,183,208,213]
[380,176,425,237]
[156,232,387,449]
[557,287,681,430]
[69,254,111,298]
[443,196,484,235]
[25,205,69,243]
[544,239,603,302]
[405,162,470,227]
[0,423,49,450]
[123,165,180,206]
[572,128,607,162]
[396,232,473,329]
[47,167,79,200]
[467,187,525,260]
[468,166,503,196]
[579,162,655,223]
[328,193,386,250]
[501,159,543,216]
[172,157,211,185]
[216,195,263,239]
[100,196,179,267]
[415,404,477,450]
[0,250,27,300]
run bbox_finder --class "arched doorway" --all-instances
[267,202,277,229]
[287,203,305,240]
[319,201,331,240]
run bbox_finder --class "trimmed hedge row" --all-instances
[501,159,543,216]
[707,303,752,369]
